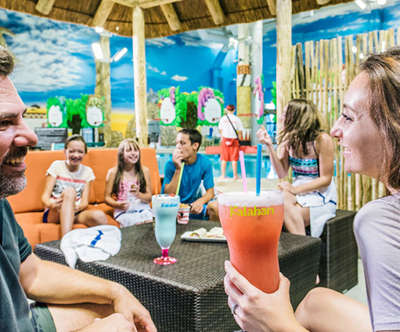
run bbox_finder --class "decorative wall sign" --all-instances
[253,76,265,124]
[158,87,179,126]
[47,97,67,128]
[197,87,223,126]
[86,95,104,128]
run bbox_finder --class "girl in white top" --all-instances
[41,135,107,236]
[104,139,153,227]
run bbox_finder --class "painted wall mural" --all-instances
[0,0,399,134]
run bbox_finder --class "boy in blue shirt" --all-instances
[163,129,218,220]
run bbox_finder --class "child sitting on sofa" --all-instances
[104,138,153,227]
[41,135,108,236]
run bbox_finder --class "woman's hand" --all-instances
[118,201,129,211]
[256,126,273,147]
[49,197,63,210]
[224,261,302,332]
[278,181,297,195]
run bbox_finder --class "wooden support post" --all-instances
[35,0,56,15]
[95,35,112,146]
[132,6,148,146]
[92,0,115,27]
[204,0,225,25]
[161,3,182,31]
[276,0,292,132]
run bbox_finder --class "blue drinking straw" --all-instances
[256,144,262,196]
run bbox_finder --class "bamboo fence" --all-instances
[291,28,398,211]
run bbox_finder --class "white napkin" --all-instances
[60,225,121,268]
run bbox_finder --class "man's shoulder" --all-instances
[196,154,212,167]
[164,159,176,173]
[165,159,175,167]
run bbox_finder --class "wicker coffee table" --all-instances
[35,220,321,332]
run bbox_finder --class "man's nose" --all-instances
[14,121,38,147]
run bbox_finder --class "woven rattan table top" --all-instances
[38,219,320,292]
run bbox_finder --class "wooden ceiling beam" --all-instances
[92,0,115,27]
[112,0,181,8]
[266,0,276,16]
[204,0,225,25]
[316,0,331,4]
[112,0,136,8]
[160,4,182,31]
[35,0,56,15]
[140,0,182,9]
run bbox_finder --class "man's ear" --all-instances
[192,142,200,151]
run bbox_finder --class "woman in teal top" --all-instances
[257,99,336,237]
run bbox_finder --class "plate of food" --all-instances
[181,227,226,243]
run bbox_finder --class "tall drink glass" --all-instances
[152,194,180,265]
[218,191,284,293]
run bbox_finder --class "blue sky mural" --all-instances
[0,0,399,112]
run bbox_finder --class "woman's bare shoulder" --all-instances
[316,132,334,149]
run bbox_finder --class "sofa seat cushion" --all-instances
[36,223,87,244]
[15,211,44,225]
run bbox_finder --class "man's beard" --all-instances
[0,172,26,199]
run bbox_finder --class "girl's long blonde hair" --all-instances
[278,99,322,156]
[112,139,147,196]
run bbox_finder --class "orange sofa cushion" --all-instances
[7,147,161,248]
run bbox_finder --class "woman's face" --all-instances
[123,144,139,165]
[65,140,85,167]
[330,72,386,179]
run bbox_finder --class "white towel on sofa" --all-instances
[60,225,121,268]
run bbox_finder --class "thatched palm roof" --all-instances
[0,0,353,39]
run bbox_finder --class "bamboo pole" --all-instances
[323,40,329,129]
[276,0,292,133]
[305,41,312,100]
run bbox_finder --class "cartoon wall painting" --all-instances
[48,105,63,127]
[253,76,265,124]
[86,96,104,128]
[160,98,175,124]
[197,87,223,126]
[158,87,179,126]
[47,97,67,128]
[86,106,103,126]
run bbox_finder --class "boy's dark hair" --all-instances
[64,134,87,153]
[226,104,235,111]
[179,128,202,151]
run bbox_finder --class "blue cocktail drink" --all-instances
[152,194,180,265]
